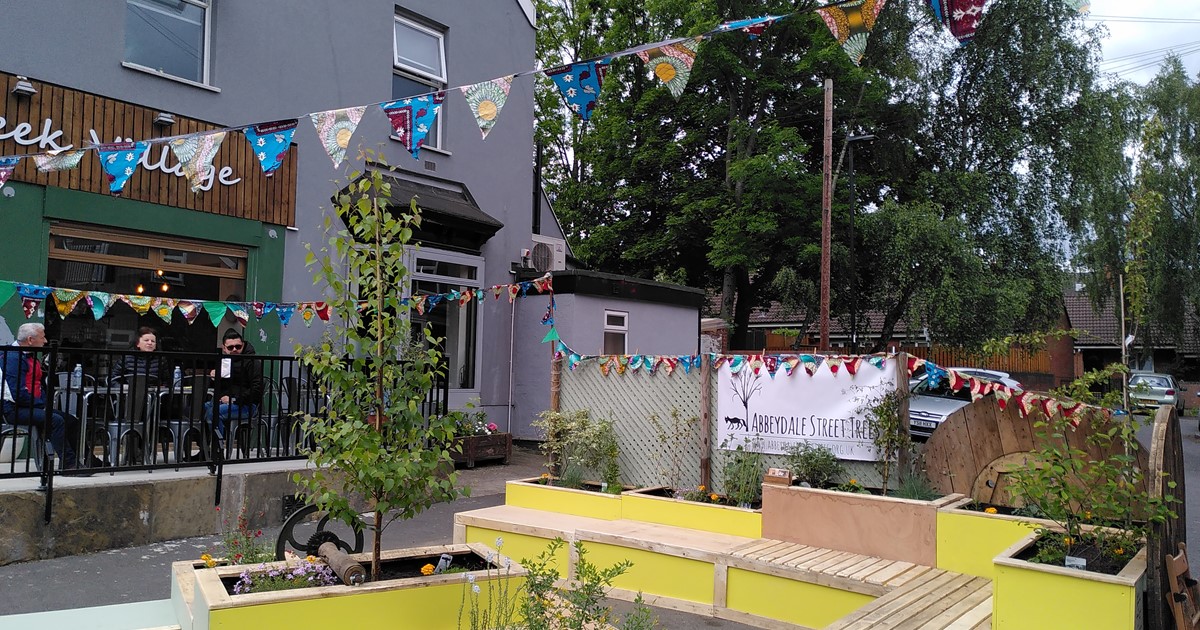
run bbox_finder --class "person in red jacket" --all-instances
[1,323,84,471]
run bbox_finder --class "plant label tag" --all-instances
[220,358,232,378]
[764,467,792,486]
[1064,555,1087,570]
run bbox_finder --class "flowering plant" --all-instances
[211,504,274,565]
[232,556,338,594]
[679,485,722,504]
[451,403,497,437]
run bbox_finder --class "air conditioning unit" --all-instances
[530,235,567,272]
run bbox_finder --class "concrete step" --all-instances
[0,599,179,630]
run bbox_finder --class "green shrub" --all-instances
[721,438,766,506]
[783,442,845,488]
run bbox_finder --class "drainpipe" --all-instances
[507,295,516,434]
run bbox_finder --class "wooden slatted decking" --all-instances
[827,569,993,630]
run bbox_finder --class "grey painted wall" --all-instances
[1,1,538,414]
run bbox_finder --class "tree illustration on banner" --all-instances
[727,367,761,434]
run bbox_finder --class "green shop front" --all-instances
[0,72,292,360]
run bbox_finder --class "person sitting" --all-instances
[1,323,86,473]
[109,326,166,385]
[204,329,263,441]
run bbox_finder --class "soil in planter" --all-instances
[537,477,625,495]
[220,551,495,595]
[640,486,762,509]
[1015,538,1131,576]
[957,502,1042,517]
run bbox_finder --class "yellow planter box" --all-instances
[462,527,570,578]
[993,532,1145,630]
[620,488,761,538]
[725,566,873,628]
[178,544,525,630]
[582,540,717,605]
[505,478,625,520]
[936,506,1047,578]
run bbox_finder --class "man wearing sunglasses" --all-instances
[204,329,263,444]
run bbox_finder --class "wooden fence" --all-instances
[745,334,1050,375]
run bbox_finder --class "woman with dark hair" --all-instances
[110,326,166,385]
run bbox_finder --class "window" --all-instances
[409,250,481,390]
[124,0,211,84]
[604,311,627,355]
[393,14,446,150]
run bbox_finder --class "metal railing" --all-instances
[0,345,450,481]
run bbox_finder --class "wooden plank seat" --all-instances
[724,538,941,598]
[826,569,993,630]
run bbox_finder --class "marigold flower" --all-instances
[849,479,858,485]
[201,553,216,568]
[710,493,719,502]
[306,555,318,563]
[698,485,706,491]
[1062,536,1073,546]
[420,563,435,576]
[1114,547,1125,556]
[984,507,998,514]
[540,472,550,479]
[1084,511,1092,520]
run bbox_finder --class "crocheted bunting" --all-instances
[309,106,366,168]
[460,76,513,139]
[816,0,888,66]
[545,60,610,121]
[242,120,297,177]
[169,132,226,192]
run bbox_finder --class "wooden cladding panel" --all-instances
[0,72,296,226]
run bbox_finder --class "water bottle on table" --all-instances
[71,363,83,390]
[174,365,183,387]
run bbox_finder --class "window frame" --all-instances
[406,248,483,392]
[392,13,447,152]
[123,0,213,87]
[603,310,628,355]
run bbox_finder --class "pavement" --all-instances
[0,442,756,629]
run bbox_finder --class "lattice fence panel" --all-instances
[559,366,704,489]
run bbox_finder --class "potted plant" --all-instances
[448,403,511,468]
[994,364,1177,629]
[291,155,467,582]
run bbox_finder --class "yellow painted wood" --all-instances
[936,510,1041,578]
[725,567,873,628]
[463,527,568,576]
[581,541,716,605]
[505,480,624,520]
[992,553,1143,629]
[208,578,523,629]
[621,493,762,538]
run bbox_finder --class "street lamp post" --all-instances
[847,134,874,354]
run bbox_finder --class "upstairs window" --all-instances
[393,14,446,150]
[604,311,628,355]
[124,0,211,84]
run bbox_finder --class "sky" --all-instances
[1086,1,1200,85]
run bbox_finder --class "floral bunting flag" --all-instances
[949,369,968,392]
[764,355,779,378]
[177,300,203,324]
[274,303,297,326]
[309,106,366,168]
[800,354,822,376]
[458,290,474,307]
[636,37,702,99]
[202,301,229,325]
[16,283,53,302]
[169,132,226,192]
[599,356,613,376]
[96,141,149,195]
[780,356,799,376]
[1015,391,1038,418]
[242,120,298,176]
[507,283,520,302]
[34,150,85,173]
[716,15,785,39]
[461,75,514,139]
[52,289,85,317]
[680,355,701,374]
[826,356,842,374]
[867,355,886,370]
[151,298,177,324]
[120,294,153,315]
[0,156,20,190]
[943,0,987,44]
[412,296,427,315]
[728,355,746,373]
[380,92,446,159]
[905,355,925,376]
[546,59,610,121]
[816,0,888,66]
[992,384,1012,410]
[21,298,40,318]
[567,352,583,371]
[1040,397,1061,419]
[532,275,553,293]
[87,292,113,320]
[491,286,505,300]
[251,302,265,320]
[228,302,251,327]
[629,355,646,372]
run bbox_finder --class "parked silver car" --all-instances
[1129,372,1186,416]
[908,366,1019,441]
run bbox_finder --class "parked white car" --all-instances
[907,366,1021,441]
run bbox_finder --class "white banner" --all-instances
[715,358,899,461]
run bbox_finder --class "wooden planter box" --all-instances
[172,543,525,630]
[621,486,762,538]
[451,432,512,468]
[936,497,1056,579]
[505,477,627,520]
[993,531,1146,630]
[760,484,963,566]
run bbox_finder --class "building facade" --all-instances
[0,1,559,424]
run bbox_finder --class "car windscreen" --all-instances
[1130,375,1170,388]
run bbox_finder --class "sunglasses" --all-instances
[224,343,244,351]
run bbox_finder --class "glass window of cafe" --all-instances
[44,223,247,366]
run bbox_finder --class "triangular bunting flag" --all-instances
[800,354,820,376]
[461,75,513,139]
[275,303,297,326]
[717,15,785,39]
[228,302,250,327]
[52,289,86,317]
[567,352,583,371]
[827,356,842,374]
[96,141,149,195]
[781,356,800,376]
[310,106,366,168]
[87,292,113,320]
[203,301,229,324]
[949,370,968,391]
[905,355,926,376]
[120,294,153,315]
[943,0,987,44]
[1015,391,1038,418]
[169,132,226,192]
[868,355,886,369]
[507,283,520,302]
[636,37,701,99]
[177,300,203,324]
[151,298,177,323]
[546,59,610,120]
[728,355,746,373]
[0,281,15,309]
[615,355,629,375]
[243,119,297,176]
[599,356,613,377]
[764,355,779,378]
[842,356,862,375]
[21,297,40,318]
[993,384,1012,410]
[251,302,265,320]
[816,0,888,66]
[34,150,85,173]
[16,283,53,301]
[380,92,446,159]
[0,156,20,190]
[541,327,560,343]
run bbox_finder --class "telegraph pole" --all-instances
[819,78,833,352]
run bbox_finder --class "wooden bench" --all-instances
[827,569,992,629]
